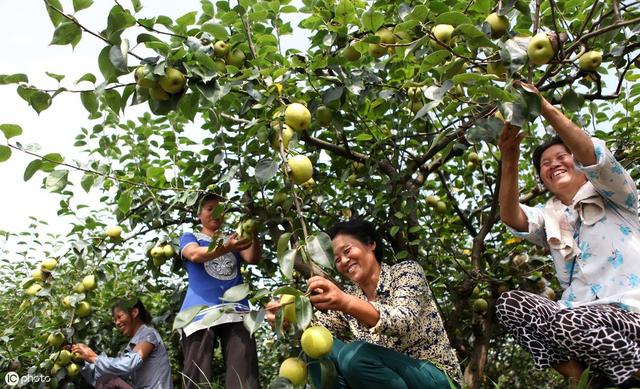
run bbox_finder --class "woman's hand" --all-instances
[264,299,280,329]
[498,121,526,161]
[225,233,252,252]
[307,276,350,312]
[71,343,98,363]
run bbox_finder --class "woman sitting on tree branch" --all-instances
[496,82,640,387]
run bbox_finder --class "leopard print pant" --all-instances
[496,290,640,384]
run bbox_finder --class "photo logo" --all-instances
[5,372,19,386]
[4,372,50,386]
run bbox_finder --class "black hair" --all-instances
[112,299,152,324]
[327,219,384,263]
[197,192,225,215]
[532,136,567,177]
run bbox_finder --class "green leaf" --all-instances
[172,305,205,331]
[434,12,472,26]
[273,286,303,296]
[146,166,165,180]
[136,33,162,44]
[29,91,52,114]
[199,309,223,327]
[277,232,292,262]
[0,124,22,140]
[406,5,429,22]
[561,89,585,112]
[40,153,64,172]
[202,23,230,39]
[220,283,250,302]
[255,158,278,184]
[0,74,28,85]
[98,46,118,82]
[335,0,356,26]
[305,232,334,269]
[75,73,96,85]
[177,93,199,121]
[46,72,65,82]
[295,295,313,330]
[80,91,99,115]
[81,173,94,192]
[0,146,10,163]
[72,0,93,12]
[45,170,69,193]
[105,5,136,43]
[23,160,43,181]
[176,11,197,27]
[131,0,142,12]
[243,309,265,337]
[45,0,65,27]
[117,191,132,213]
[104,89,122,114]
[466,117,503,144]
[361,9,384,32]
[279,248,297,280]
[50,21,82,47]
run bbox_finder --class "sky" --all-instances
[0,1,304,249]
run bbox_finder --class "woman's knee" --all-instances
[336,340,368,372]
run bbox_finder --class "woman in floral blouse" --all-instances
[299,219,461,388]
[497,82,640,386]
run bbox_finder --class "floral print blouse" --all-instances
[509,138,640,312]
[315,260,463,383]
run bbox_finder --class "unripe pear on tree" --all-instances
[527,33,556,65]
[158,67,186,94]
[579,50,603,71]
[284,103,311,132]
[485,12,509,39]
[301,326,334,358]
[278,357,307,385]
[287,155,313,184]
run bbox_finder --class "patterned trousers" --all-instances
[496,290,640,384]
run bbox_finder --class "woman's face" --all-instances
[112,307,138,337]
[332,233,379,285]
[199,199,224,232]
[539,144,587,196]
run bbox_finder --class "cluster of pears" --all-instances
[49,348,82,378]
[25,257,58,296]
[276,295,334,385]
[270,103,316,187]
[134,65,187,101]
[61,274,96,318]
[426,194,447,214]
[149,243,176,267]
[210,40,246,73]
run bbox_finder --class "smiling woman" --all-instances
[497,82,640,387]
[299,219,463,388]
[70,299,173,389]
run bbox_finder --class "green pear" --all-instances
[158,67,186,94]
[485,13,509,39]
[149,85,170,101]
[226,49,246,67]
[287,155,313,184]
[527,33,555,65]
[342,45,361,61]
[316,105,333,127]
[134,66,157,88]
[431,24,455,48]
[213,40,230,57]
[284,103,311,132]
[578,50,602,71]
